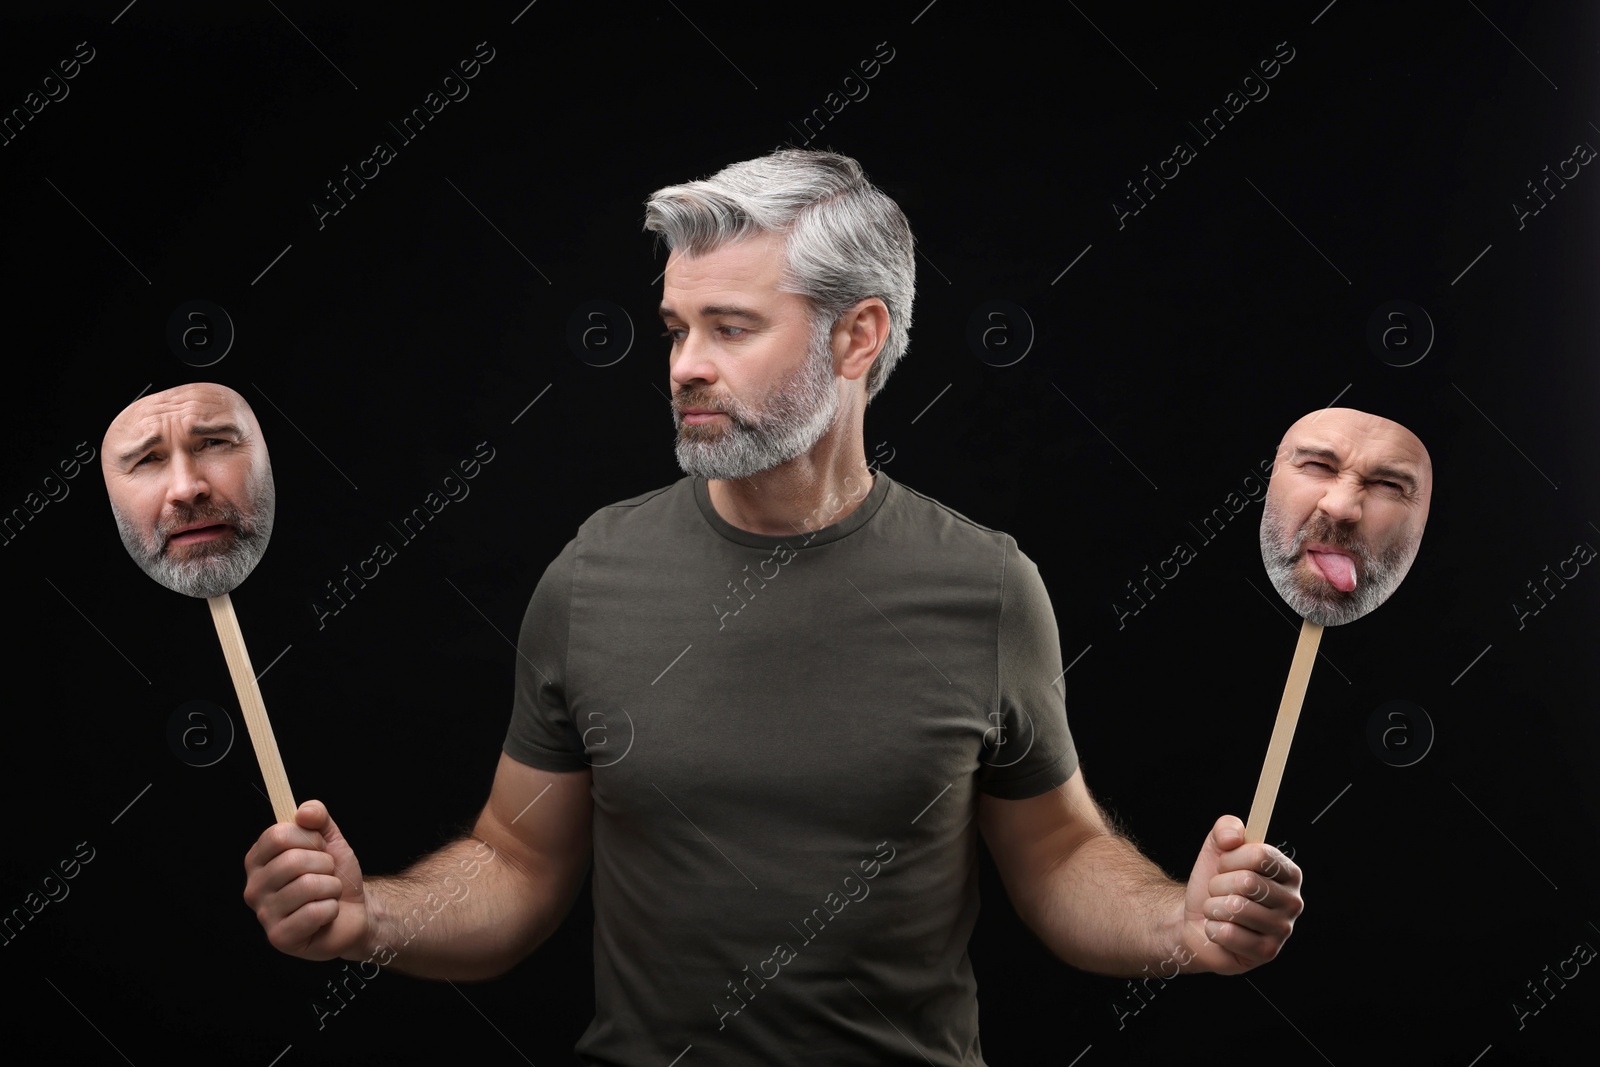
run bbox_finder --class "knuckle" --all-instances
[299,870,321,892]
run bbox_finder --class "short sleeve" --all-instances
[977,539,1080,799]
[501,538,588,771]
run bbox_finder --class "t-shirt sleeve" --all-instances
[977,538,1080,799]
[501,538,588,771]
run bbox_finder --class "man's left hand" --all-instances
[1178,816,1303,975]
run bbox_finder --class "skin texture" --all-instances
[244,228,1303,991]
[1259,407,1432,626]
[101,382,275,598]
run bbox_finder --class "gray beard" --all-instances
[673,326,840,481]
[113,473,275,599]
[1259,497,1414,626]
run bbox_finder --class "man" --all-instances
[101,382,275,598]
[1260,407,1432,625]
[245,150,1302,1064]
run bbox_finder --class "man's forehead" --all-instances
[1282,408,1429,472]
[107,384,255,443]
[662,234,788,290]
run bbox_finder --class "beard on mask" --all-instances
[113,472,275,599]
[1259,499,1416,626]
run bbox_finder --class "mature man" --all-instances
[245,150,1302,1064]
[1260,407,1432,625]
[101,382,275,598]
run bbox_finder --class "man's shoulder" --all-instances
[570,477,697,543]
[886,477,1001,532]
[590,478,688,516]
[881,476,1019,552]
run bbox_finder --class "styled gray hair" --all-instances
[644,149,916,401]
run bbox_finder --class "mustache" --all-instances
[1280,511,1413,586]
[1289,514,1374,563]
[673,387,748,426]
[156,500,255,556]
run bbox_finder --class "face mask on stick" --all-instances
[1245,407,1432,843]
[101,382,297,823]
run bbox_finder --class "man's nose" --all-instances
[1316,477,1363,524]
[669,333,718,387]
[166,451,211,505]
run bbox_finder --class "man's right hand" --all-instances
[242,759,592,980]
[244,800,370,961]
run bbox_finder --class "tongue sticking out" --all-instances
[1307,550,1358,593]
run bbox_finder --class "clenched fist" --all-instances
[244,800,370,961]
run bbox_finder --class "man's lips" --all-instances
[1303,545,1358,592]
[166,523,234,547]
[679,409,728,425]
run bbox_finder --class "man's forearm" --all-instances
[353,836,567,981]
[983,777,1302,980]
[1022,830,1190,977]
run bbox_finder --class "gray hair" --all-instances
[644,149,916,401]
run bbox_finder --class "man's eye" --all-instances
[661,328,685,343]
[1303,461,1334,473]
[718,326,746,338]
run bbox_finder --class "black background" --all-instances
[2,2,1596,1064]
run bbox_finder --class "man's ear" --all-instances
[833,298,890,383]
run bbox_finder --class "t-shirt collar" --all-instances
[692,471,892,549]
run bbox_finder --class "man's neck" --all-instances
[707,437,875,537]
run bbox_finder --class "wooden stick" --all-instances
[1244,617,1324,844]
[207,593,297,823]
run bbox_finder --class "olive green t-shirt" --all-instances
[504,473,1077,1066]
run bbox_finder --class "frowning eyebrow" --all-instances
[114,423,244,467]
[189,423,244,440]
[1367,465,1420,494]
[117,434,164,466]
[1291,446,1419,494]
[1290,446,1342,466]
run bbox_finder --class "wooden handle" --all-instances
[208,594,297,822]
[1244,617,1323,844]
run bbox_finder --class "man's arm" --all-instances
[244,754,592,981]
[977,769,1302,977]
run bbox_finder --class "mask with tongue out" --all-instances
[1258,406,1432,627]
[1260,504,1410,626]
